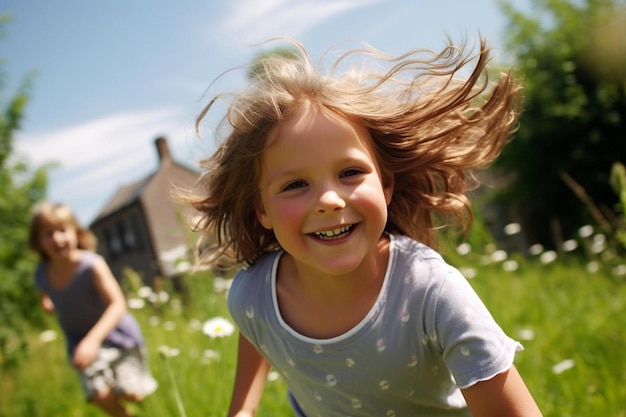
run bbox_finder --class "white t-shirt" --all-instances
[228,234,522,417]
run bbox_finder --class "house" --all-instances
[90,137,199,285]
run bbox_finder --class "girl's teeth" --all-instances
[315,225,352,238]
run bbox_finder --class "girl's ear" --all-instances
[255,204,273,230]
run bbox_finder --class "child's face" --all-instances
[38,220,79,261]
[256,105,393,276]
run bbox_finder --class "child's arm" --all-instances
[40,294,55,313]
[462,365,542,417]
[72,256,128,370]
[227,333,271,417]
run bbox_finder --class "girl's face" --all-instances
[38,220,79,262]
[256,105,393,276]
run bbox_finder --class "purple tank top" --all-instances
[35,251,144,355]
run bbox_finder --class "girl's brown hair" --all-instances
[181,37,521,267]
[29,202,97,260]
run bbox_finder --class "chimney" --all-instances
[155,136,171,164]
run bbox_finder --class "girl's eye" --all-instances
[282,181,307,191]
[341,169,362,178]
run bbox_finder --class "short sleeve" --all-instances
[432,269,522,388]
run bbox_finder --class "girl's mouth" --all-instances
[312,224,354,240]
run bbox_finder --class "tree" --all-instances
[494,0,626,247]
[247,46,301,80]
[0,16,48,368]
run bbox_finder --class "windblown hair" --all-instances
[29,201,97,260]
[183,37,521,267]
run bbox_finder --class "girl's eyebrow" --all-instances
[266,155,374,184]
[265,167,300,183]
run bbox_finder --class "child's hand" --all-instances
[41,294,55,313]
[72,338,100,370]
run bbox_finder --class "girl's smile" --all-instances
[312,224,355,241]
[39,222,79,262]
[256,103,393,277]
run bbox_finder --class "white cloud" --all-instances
[16,108,185,169]
[218,0,379,45]
[14,108,198,224]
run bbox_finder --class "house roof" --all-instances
[91,174,154,223]
[90,137,197,226]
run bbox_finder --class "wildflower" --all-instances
[586,261,600,273]
[552,359,575,374]
[214,277,234,293]
[540,250,557,264]
[163,321,176,331]
[176,261,191,273]
[188,318,202,331]
[517,328,535,341]
[502,260,519,272]
[158,345,180,358]
[127,298,145,309]
[561,239,578,252]
[137,286,153,298]
[203,349,221,361]
[158,291,170,303]
[578,225,594,238]
[490,250,508,263]
[267,371,281,382]
[503,222,521,236]
[484,243,497,254]
[148,316,161,326]
[39,329,57,343]
[591,234,606,254]
[613,264,626,277]
[459,266,476,279]
[203,317,235,338]
[528,244,544,256]
[456,243,471,256]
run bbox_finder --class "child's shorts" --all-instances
[78,346,158,400]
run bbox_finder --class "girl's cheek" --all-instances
[279,199,306,220]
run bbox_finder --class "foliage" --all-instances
[0,17,48,368]
[0,271,291,417]
[247,46,301,80]
[494,0,626,247]
[1,240,625,416]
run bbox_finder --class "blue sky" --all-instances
[3,0,530,225]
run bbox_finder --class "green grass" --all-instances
[1,244,625,416]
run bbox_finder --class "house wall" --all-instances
[91,202,161,285]
[89,137,201,286]
[141,162,200,276]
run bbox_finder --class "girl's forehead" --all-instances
[38,217,71,231]
[265,104,366,148]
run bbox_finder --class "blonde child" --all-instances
[29,202,157,417]
[184,38,542,416]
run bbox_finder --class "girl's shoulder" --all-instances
[77,250,102,265]
[390,234,446,264]
[229,250,281,301]
[389,234,456,287]
[235,250,282,278]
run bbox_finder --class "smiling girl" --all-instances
[183,38,542,416]
[29,202,156,417]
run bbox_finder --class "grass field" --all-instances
[1,231,625,416]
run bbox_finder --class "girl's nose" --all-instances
[316,189,346,213]
[52,230,65,242]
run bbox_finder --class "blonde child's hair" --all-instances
[29,201,97,259]
[183,37,521,267]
